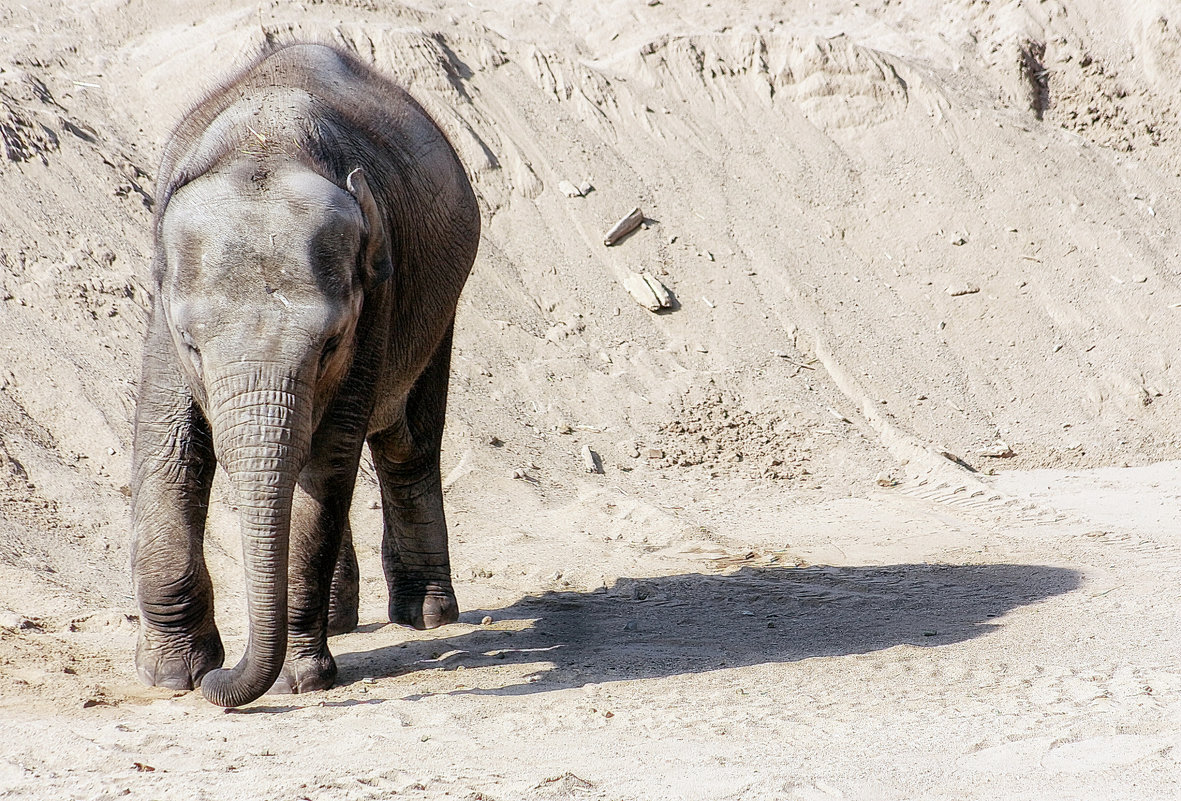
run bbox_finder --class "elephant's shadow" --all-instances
[333,562,1081,696]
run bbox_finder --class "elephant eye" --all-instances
[320,335,342,368]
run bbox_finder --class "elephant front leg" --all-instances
[272,455,361,695]
[131,358,223,690]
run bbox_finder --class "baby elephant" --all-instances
[131,43,480,707]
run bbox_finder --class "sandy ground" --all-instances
[2,0,1181,798]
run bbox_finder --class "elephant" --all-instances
[130,42,480,707]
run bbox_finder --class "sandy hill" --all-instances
[2,2,1181,799]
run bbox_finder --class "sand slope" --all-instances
[2,1,1181,798]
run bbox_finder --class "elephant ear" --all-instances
[346,167,394,288]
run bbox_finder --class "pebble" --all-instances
[578,180,594,196]
[603,207,645,246]
[622,271,673,311]
[582,445,604,474]
[558,180,582,198]
[481,615,493,625]
[979,440,1015,458]
[0,610,27,629]
[946,282,980,297]
[644,447,664,459]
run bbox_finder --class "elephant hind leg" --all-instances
[327,519,360,636]
[370,323,459,631]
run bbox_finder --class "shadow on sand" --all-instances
[335,563,1081,696]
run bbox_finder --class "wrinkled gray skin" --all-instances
[130,43,479,707]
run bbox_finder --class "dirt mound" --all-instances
[3,1,1181,797]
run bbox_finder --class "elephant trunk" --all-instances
[199,367,313,708]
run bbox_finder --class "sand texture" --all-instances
[2,1,1181,798]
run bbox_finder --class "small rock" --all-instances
[481,615,493,625]
[644,447,664,459]
[558,180,582,198]
[875,472,899,487]
[360,677,375,685]
[603,207,645,246]
[582,445,604,474]
[578,180,594,196]
[939,450,975,471]
[623,620,638,631]
[980,440,1015,458]
[622,271,673,312]
[946,283,980,297]
[487,436,504,447]
[512,469,527,480]
[950,235,967,246]
[369,500,380,509]
[1132,274,1148,283]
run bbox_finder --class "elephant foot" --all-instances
[389,584,458,630]
[135,627,224,691]
[272,650,337,695]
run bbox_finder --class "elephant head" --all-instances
[157,161,390,707]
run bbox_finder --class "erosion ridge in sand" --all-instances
[1,2,1180,799]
